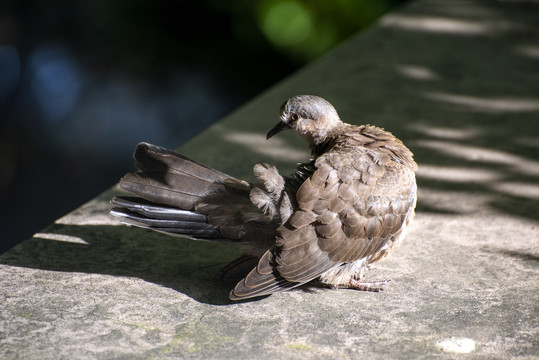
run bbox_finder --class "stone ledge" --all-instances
[1,0,539,358]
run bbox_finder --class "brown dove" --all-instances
[111,95,417,300]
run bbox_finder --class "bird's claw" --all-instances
[348,278,391,292]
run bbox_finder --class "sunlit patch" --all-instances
[422,92,539,113]
[395,64,439,81]
[490,182,539,199]
[436,337,476,354]
[417,165,501,183]
[381,15,497,35]
[223,131,306,161]
[515,44,539,59]
[33,232,89,245]
[414,140,539,177]
[55,198,124,226]
[514,136,539,148]
[408,124,478,140]
[418,187,488,214]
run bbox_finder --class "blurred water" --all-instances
[0,45,20,102]
[30,44,83,122]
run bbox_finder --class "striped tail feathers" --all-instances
[112,142,272,243]
[110,196,233,241]
[119,142,251,210]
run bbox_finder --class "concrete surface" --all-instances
[1,0,539,358]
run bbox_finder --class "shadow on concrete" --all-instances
[484,247,539,264]
[0,222,247,305]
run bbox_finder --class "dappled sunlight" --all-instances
[412,127,539,219]
[33,232,89,245]
[394,64,440,81]
[417,165,501,183]
[416,163,539,215]
[414,140,539,177]
[422,92,539,113]
[515,44,539,60]
[491,182,539,200]
[54,195,124,226]
[380,14,514,35]
[409,124,479,140]
[388,0,539,222]
[418,187,491,214]
[422,2,498,18]
[222,130,307,162]
[514,136,539,149]
[55,211,123,226]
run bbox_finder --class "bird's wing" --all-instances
[230,147,416,300]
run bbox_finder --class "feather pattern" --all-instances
[230,97,417,300]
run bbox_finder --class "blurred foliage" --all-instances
[256,0,402,61]
[218,0,406,63]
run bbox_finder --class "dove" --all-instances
[110,95,417,300]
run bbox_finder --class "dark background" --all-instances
[0,0,406,254]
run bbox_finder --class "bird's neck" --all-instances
[310,137,337,158]
[308,123,349,157]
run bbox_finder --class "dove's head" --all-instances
[267,95,342,145]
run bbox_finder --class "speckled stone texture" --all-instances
[1,0,538,358]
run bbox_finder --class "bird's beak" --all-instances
[266,121,291,140]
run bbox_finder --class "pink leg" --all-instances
[348,278,391,292]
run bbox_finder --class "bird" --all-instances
[110,95,418,301]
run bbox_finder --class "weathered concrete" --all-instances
[1,0,538,358]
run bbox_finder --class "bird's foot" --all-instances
[347,278,391,292]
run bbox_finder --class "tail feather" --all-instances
[120,172,209,210]
[119,142,250,210]
[111,196,234,241]
[111,196,207,222]
[133,142,231,182]
[111,143,255,242]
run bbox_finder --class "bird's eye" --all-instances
[291,114,299,121]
